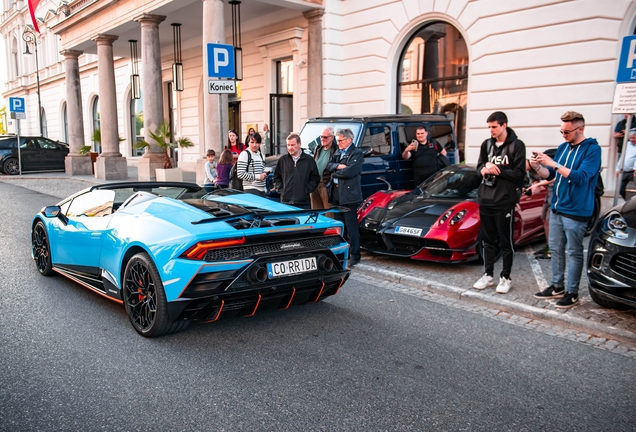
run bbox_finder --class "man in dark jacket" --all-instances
[473,111,527,294]
[273,133,320,209]
[326,128,364,267]
[310,127,338,210]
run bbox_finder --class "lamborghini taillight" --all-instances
[181,237,246,260]
[324,227,342,236]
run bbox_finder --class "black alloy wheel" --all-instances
[3,157,19,175]
[32,221,54,276]
[123,252,188,337]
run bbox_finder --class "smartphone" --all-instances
[531,151,539,158]
[411,139,419,151]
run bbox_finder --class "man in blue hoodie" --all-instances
[530,111,601,308]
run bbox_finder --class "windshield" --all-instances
[418,169,481,200]
[299,122,363,153]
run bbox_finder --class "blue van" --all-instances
[299,115,457,198]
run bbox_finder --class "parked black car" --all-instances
[0,135,69,175]
[587,198,636,310]
[299,115,457,199]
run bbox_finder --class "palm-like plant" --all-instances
[135,121,193,169]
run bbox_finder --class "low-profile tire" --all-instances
[32,221,54,276]
[3,157,19,175]
[123,252,189,337]
[588,286,632,311]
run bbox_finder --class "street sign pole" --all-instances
[16,119,22,176]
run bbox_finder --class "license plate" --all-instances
[267,257,317,278]
[395,226,423,237]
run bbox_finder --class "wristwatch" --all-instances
[555,163,562,170]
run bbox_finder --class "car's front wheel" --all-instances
[3,157,20,175]
[32,221,54,276]
[123,252,189,337]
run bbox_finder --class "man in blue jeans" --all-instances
[529,111,601,308]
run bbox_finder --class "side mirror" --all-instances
[376,176,392,191]
[42,205,68,225]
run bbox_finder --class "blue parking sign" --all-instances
[9,97,25,113]
[616,35,636,83]
[207,43,235,79]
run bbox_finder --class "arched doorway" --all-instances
[397,21,468,161]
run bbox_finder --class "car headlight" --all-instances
[358,198,374,212]
[600,211,629,240]
[439,209,453,224]
[438,208,467,225]
[449,209,467,225]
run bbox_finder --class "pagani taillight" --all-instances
[181,237,246,260]
[323,227,342,236]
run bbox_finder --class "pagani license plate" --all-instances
[395,226,423,236]
[267,257,317,278]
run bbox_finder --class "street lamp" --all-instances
[22,26,42,137]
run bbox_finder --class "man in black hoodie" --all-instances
[473,111,527,294]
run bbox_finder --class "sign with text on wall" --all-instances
[208,80,236,94]
[612,35,636,113]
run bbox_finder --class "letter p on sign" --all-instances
[207,43,235,79]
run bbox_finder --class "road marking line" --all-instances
[526,246,548,291]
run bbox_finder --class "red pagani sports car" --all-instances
[357,165,546,263]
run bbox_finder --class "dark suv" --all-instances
[299,115,457,198]
[0,135,69,175]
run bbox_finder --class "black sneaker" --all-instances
[534,246,549,256]
[555,292,579,309]
[533,285,565,299]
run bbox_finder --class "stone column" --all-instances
[62,49,92,176]
[135,13,167,181]
[198,0,227,185]
[303,8,324,119]
[93,34,127,180]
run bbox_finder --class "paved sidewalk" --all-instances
[354,252,636,346]
[2,168,636,346]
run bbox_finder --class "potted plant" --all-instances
[135,121,193,181]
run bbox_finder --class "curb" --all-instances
[354,263,636,344]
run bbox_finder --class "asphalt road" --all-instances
[1,182,634,431]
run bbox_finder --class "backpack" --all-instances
[229,151,252,191]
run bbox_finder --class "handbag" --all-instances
[229,151,252,191]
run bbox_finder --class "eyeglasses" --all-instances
[336,139,349,143]
[559,127,580,135]
[320,135,333,140]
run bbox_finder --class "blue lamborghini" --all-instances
[31,182,351,337]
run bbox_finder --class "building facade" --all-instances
[2,0,634,189]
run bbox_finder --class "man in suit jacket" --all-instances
[326,128,364,267]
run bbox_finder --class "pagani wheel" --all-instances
[123,252,188,337]
[3,157,20,175]
[32,221,54,276]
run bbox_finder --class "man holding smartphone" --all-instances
[402,125,447,185]
[473,111,527,294]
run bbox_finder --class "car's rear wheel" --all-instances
[3,157,19,175]
[123,252,189,337]
[32,221,54,276]
[588,286,632,311]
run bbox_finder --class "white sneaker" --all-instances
[496,277,512,294]
[473,274,494,290]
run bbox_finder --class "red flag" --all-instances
[28,0,41,34]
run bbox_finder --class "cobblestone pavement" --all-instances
[353,251,636,353]
[3,170,636,354]
[352,272,636,358]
